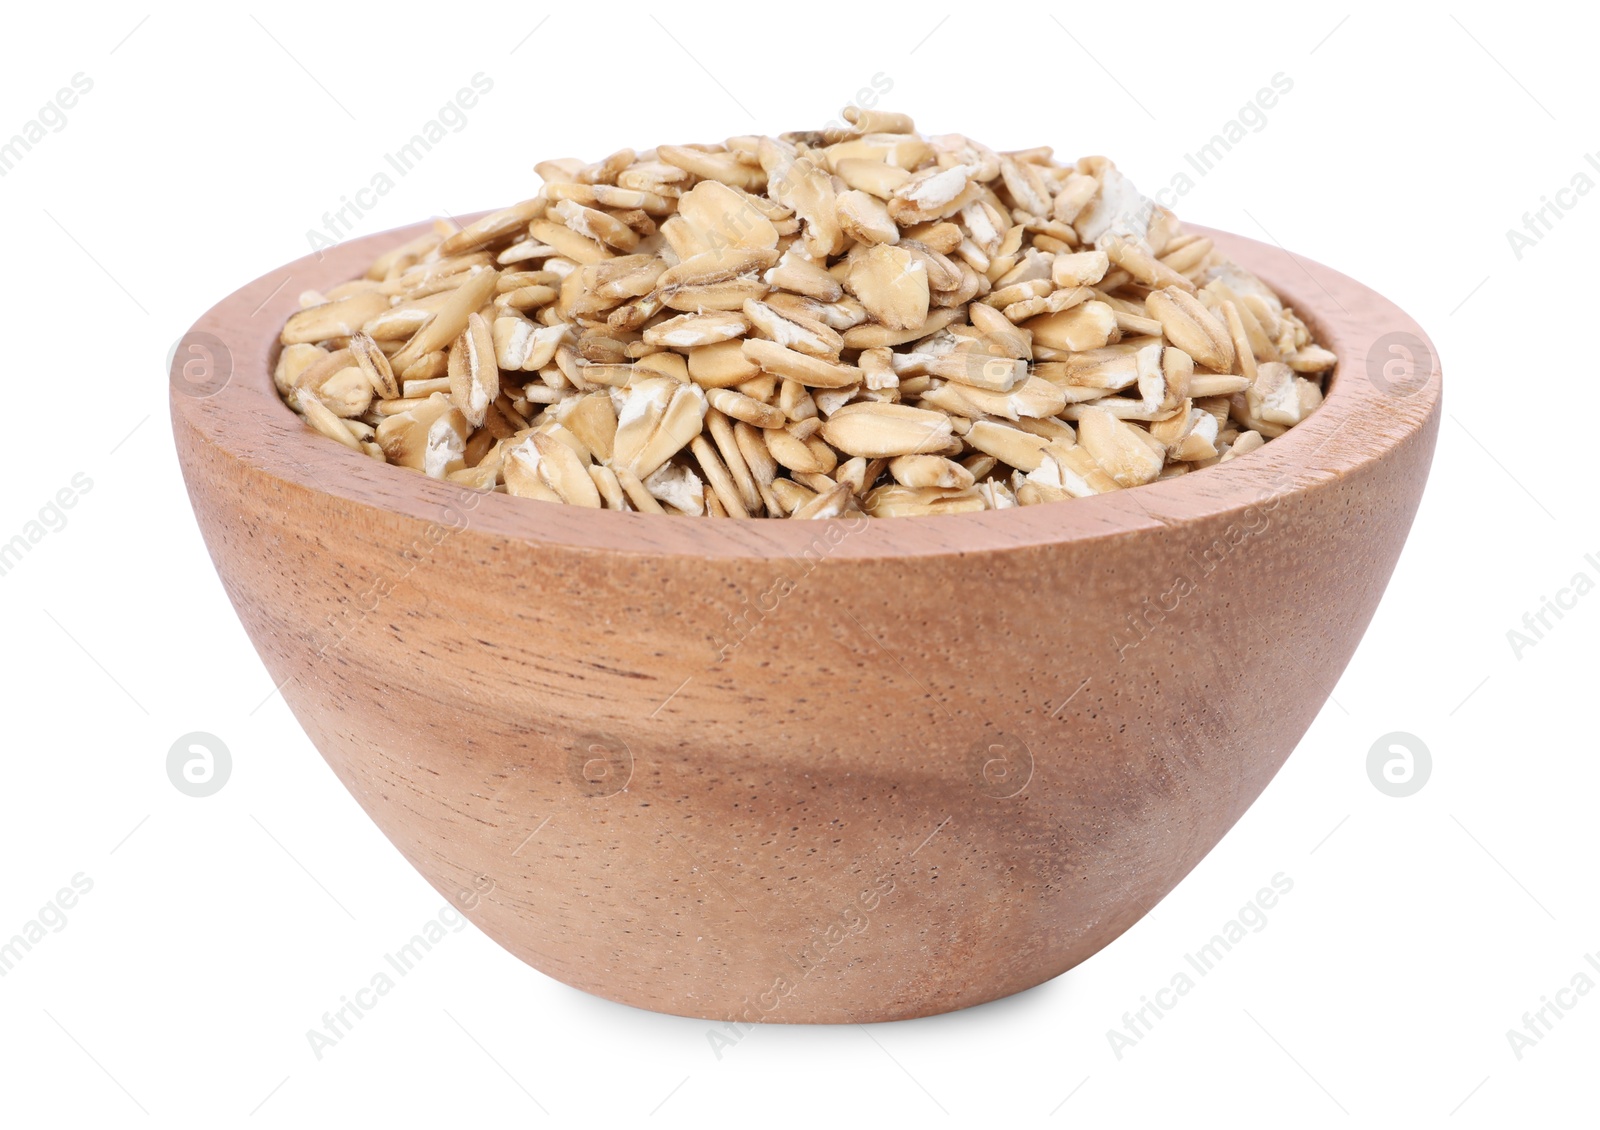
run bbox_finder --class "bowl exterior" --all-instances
[172,225,1440,1022]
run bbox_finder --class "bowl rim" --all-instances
[171,218,1442,561]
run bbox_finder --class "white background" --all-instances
[2,1,1594,1125]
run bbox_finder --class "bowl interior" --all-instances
[173,220,1441,561]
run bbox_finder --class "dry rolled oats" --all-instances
[278,114,1335,518]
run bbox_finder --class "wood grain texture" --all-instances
[170,221,1441,1023]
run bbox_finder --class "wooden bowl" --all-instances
[171,221,1440,1023]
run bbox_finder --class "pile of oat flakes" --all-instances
[276,110,1335,518]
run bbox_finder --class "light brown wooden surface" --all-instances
[171,221,1441,1023]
